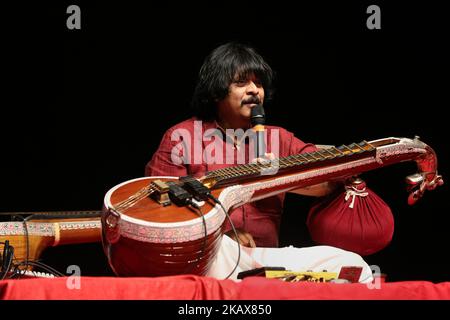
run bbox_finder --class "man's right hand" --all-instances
[225,228,256,248]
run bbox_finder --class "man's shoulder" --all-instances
[265,125,294,137]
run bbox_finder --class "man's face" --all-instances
[217,73,265,129]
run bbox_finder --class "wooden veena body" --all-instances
[102,137,443,277]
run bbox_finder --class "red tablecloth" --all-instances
[1,276,450,300]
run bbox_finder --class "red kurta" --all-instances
[145,117,317,247]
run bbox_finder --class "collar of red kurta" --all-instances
[198,118,253,149]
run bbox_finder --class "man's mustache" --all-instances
[241,97,261,105]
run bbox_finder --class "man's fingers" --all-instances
[248,236,256,248]
[237,233,250,247]
[237,232,256,248]
[252,157,270,164]
[226,229,256,247]
[251,153,276,164]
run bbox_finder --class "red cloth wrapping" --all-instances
[237,278,450,300]
[306,179,394,256]
[1,276,450,300]
[0,275,238,300]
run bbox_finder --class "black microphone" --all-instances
[250,104,266,159]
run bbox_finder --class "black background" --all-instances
[2,1,449,282]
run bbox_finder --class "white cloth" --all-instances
[344,185,369,208]
[207,235,374,283]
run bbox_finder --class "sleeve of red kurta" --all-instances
[145,128,188,177]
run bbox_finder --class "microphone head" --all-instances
[250,104,265,126]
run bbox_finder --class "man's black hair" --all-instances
[191,42,275,121]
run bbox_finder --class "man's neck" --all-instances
[216,119,251,131]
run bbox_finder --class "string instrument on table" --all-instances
[0,211,102,276]
[102,136,443,277]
